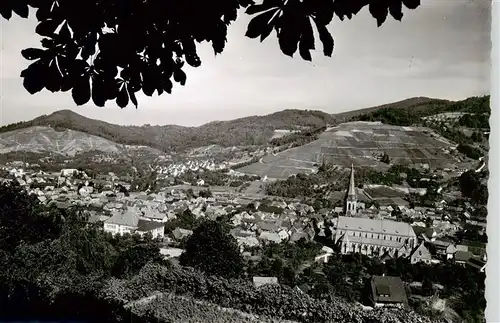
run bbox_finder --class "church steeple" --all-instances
[348,163,356,198]
[344,164,357,215]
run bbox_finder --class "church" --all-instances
[333,165,417,258]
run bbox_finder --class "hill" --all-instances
[238,122,462,179]
[332,97,452,124]
[0,109,336,153]
[0,125,164,171]
[0,95,489,153]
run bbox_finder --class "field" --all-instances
[0,126,164,159]
[238,122,459,179]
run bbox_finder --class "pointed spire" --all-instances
[348,163,356,197]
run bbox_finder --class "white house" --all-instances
[104,210,165,239]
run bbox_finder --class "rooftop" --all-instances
[371,275,408,304]
[337,216,416,237]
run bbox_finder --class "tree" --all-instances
[0,182,64,253]
[381,152,391,164]
[421,277,434,296]
[112,242,163,278]
[0,0,421,108]
[179,220,244,278]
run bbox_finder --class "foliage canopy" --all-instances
[180,220,244,278]
[1,0,420,108]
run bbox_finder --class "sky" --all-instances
[0,0,492,127]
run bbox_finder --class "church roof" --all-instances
[337,216,416,237]
[348,164,356,197]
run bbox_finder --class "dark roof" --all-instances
[454,250,473,262]
[467,257,485,270]
[371,276,408,305]
[412,226,427,236]
[136,219,165,232]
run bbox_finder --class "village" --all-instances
[0,149,487,318]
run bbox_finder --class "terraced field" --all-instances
[0,126,163,157]
[238,122,460,179]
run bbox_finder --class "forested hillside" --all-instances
[0,109,335,152]
[0,96,489,152]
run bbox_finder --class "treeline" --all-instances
[265,164,438,199]
[269,126,327,147]
[457,144,483,160]
[457,113,489,129]
[352,95,490,128]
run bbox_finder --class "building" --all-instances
[370,275,408,308]
[104,210,165,239]
[334,216,417,257]
[410,242,432,264]
[344,164,357,216]
[253,276,279,288]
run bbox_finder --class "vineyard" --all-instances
[97,263,447,323]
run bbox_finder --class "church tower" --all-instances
[344,164,357,216]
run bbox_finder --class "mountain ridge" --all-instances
[0,96,486,152]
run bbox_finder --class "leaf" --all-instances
[277,16,302,57]
[116,86,129,108]
[402,0,420,10]
[299,18,315,61]
[128,85,138,108]
[245,0,282,15]
[141,67,157,97]
[173,68,186,86]
[58,21,71,40]
[20,63,45,94]
[315,22,334,57]
[160,77,173,94]
[186,53,201,68]
[40,38,54,49]
[21,48,45,61]
[369,2,389,27]
[389,0,403,21]
[0,8,13,20]
[12,3,29,18]
[211,22,227,54]
[91,79,106,107]
[245,8,279,39]
[72,77,91,106]
[35,19,60,37]
[45,64,63,93]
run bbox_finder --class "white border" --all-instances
[486,1,499,322]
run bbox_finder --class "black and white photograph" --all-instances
[0,0,495,322]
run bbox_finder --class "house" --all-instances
[410,242,432,265]
[159,247,184,259]
[454,251,473,265]
[253,276,278,288]
[172,227,194,240]
[445,244,457,260]
[259,231,282,244]
[370,276,408,308]
[104,210,140,236]
[103,210,165,239]
[467,257,486,272]
[431,239,454,258]
[315,246,335,264]
[136,219,165,239]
